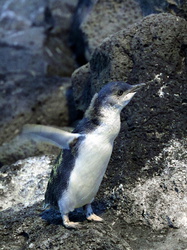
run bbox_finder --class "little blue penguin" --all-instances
[23,81,145,228]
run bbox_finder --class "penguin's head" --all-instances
[97,81,145,111]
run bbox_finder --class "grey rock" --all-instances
[1,3,187,249]
[0,151,187,249]
[81,0,143,60]
[0,0,79,162]
[70,0,143,63]
[0,0,78,77]
[48,0,79,34]
[0,156,53,212]
[0,126,74,165]
[0,0,46,76]
[0,76,74,147]
[0,134,59,166]
[72,13,187,232]
[69,0,187,65]
[136,0,186,17]
[44,0,79,76]
[104,137,187,230]
[72,63,92,112]
[73,13,187,110]
[69,0,97,65]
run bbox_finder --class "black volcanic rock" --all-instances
[72,12,187,230]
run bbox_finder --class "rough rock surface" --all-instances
[0,0,78,163]
[0,133,60,166]
[0,0,78,77]
[0,156,52,212]
[70,0,143,62]
[137,0,186,17]
[44,0,78,76]
[81,0,143,60]
[72,13,187,111]
[72,64,92,114]
[0,0,78,129]
[72,12,187,232]
[0,77,74,146]
[0,76,77,166]
[1,156,187,249]
[1,2,187,249]
[101,138,187,230]
[70,0,187,63]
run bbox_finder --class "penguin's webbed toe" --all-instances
[63,214,81,229]
[64,221,81,229]
[87,213,103,222]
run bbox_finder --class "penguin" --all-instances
[23,81,145,228]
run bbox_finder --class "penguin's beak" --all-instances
[128,83,146,93]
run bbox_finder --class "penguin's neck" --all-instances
[84,95,121,142]
[94,105,121,143]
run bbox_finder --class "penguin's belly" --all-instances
[59,134,113,213]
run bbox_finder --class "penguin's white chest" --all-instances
[67,134,113,210]
[58,112,121,214]
[59,131,116,214]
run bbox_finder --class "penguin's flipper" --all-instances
[22,124,81,149]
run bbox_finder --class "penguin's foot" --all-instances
[87,213,103,222]
[84,203,103,222]
[63,214,81,229]
[64,221,81,229]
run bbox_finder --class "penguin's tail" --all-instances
[43,202,50,210]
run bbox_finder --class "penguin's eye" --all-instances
[117,90,123,96]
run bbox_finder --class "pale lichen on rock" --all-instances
[0,156,52,212]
